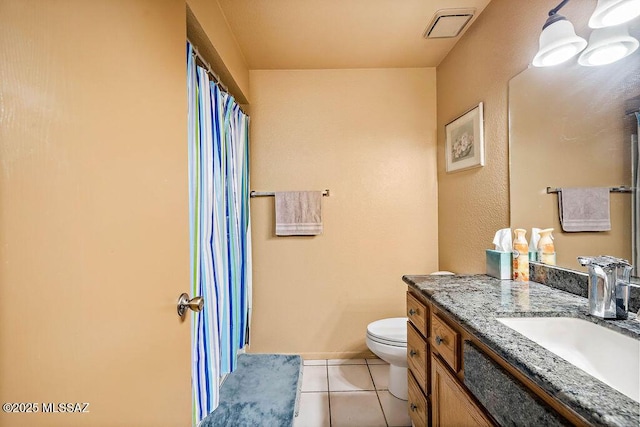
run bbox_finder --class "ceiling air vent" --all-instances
[423,8,476,39]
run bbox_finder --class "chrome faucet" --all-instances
[577,256,633,319]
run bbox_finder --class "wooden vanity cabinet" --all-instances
[407,287,593,427]
[407,290,494,427]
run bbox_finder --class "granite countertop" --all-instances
[403,274,640,427]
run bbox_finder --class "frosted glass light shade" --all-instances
[533,19,588,67]
[588,0,640,28]
[578,26,639,65]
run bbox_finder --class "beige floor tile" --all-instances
[369,364,390,390]
[328,365,375,391]
[328,358,367,365]
[366,357,388,365]
[378,390,411,426]
[330,391,387,427]
[304,359,328,366]
[294,392,330,427]
[302,365,328,392]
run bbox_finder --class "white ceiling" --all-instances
[217,0,492,70]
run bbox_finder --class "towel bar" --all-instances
[250,189,330,198]
[546,186,633,194]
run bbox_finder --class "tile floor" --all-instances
[294,358,411,427]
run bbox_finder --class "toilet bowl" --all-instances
[366,317,408,400]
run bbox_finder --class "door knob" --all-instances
[177,293,204,317]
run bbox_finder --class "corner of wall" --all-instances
[435,0,555,273]
[186,0,250,103]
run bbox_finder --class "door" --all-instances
[0,1,191,426]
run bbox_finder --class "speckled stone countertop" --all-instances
[403,274,640,427]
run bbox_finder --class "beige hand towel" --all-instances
[559,187,611,232]
[275,191,323,236]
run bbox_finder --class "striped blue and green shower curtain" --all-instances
[187,42,252,425]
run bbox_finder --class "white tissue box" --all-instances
[486,250,512,280]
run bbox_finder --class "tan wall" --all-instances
[436,0,589,273]
[249,69,438,358]
[187,0,250,103]
[0,1,190,425]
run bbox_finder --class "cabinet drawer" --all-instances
[407,322,429,394]
[408,370,429,427]
[430,313,460,372]
[407,292,428,336]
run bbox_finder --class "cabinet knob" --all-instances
[435,335,443,345]
[410,403,418,412]
[408,308,417,316]
[409,349,417,357]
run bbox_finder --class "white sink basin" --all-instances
[497,317,640,403]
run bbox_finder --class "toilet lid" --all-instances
[367,317,407,344]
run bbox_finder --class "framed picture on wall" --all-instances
[445,102,484,173]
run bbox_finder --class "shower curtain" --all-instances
[187,42,252,425]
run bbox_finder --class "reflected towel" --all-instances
[275,191,323,236]
[559,187,611,232]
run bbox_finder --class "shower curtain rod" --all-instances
[187,39,248,116]
[188,39,229,93]
[187,39,229,93]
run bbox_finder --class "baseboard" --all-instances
[297,350,376,360]
[243,350,377,360]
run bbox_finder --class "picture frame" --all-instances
[445,102,484,173]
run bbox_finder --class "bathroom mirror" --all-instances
[509,24,640,275]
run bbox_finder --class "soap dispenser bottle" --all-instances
[512,228,529,281]
[537,228,556,265]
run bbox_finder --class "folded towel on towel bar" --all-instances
[559,187,611,232]
[275,191,323,236]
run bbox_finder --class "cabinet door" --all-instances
[431,354,493,427]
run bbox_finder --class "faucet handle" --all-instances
[577,256,593,267]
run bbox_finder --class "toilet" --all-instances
[366,272,454,401]
[366,317,409,400]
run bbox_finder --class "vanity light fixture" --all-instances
[532,0,640,67]
[588,0,640,28]
[578,25,639,66]
[532,0,587,67]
